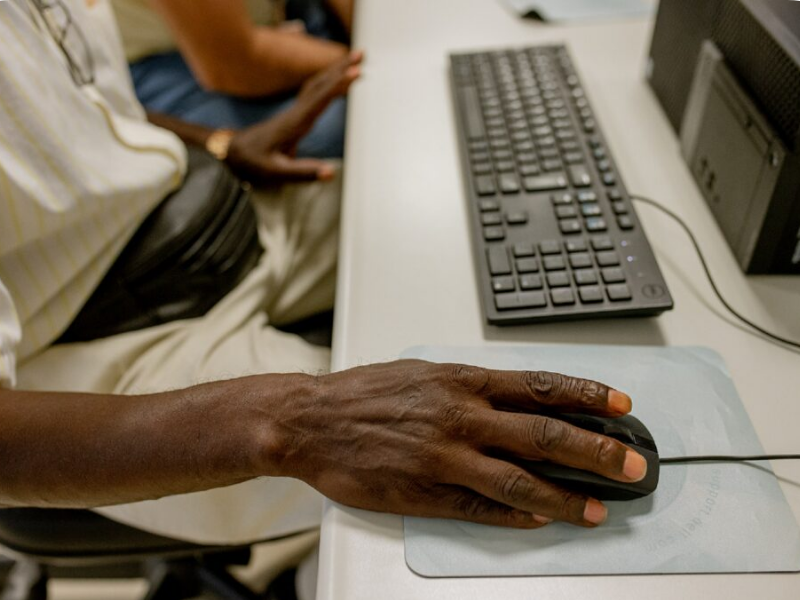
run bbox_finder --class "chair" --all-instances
[0,508,287,600]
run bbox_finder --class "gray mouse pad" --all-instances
[402,345,800,577]
[503,0,654,22]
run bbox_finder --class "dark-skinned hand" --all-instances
[226,50,364,184]
[268,360,648,529]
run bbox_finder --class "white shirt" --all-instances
[0,0,187,388]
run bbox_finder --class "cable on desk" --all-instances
[661,454,800,465]
[630,194,800,352]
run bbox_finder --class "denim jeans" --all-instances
[129,0,348,158]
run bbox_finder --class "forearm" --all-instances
[0,374,311,508]
[147,112,215,147]
[219,29,348,97]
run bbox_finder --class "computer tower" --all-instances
[647,0,800,274]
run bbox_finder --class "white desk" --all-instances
[320,1,800,598]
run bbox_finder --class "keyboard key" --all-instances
[601,268,626,284]
[513,243,536,257]
[569,253,593,269]
[618,215,635,230]
[495,160,516,173]
[579,286,604,304]
[539,240,561,255]
[475,175,496,196]
[596,159,611,172]
[484,226,506,241]
[559,219,582,235]
[612,201,628,215]
[565,238,588,253]
[585,217,608,232]
[479,199,500,212]
[518,291,548,309]
[602,172,617,186]
[581,204,602,217]
[542,159,563,172]
[560,140,580,152]
[506,211,529,225]
[487,246,512,275]
[547,272,571,288]
[499,173,521,194]
[551,288,576,306]
[495,293,520,310]
[591,237,614,251]
[607,188,623,201]
[596,251,621,267]
[469,141,489,152]
[523,174,568,192]
[472,162,493,175]
[514,140,535,152]
[551,193,574,205]
[574,269,599,286]
[493,149,513,161]
[555,205,578,219]
[457,86,486,140]
[577,191,598,203]
[564,152,584,164]
[492,276,516,293]
[569,165,592,187]
[516,257,540,273]
[607,284,633,302]
[519,274,543,290]
[543,255,566,271]
[481,213,503,226]
[519,163,541,176]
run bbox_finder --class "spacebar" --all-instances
[523,173,568,192]
[457,86,485,140]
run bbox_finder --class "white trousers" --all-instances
[17,170,341,546]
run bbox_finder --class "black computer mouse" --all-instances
[517,413,660,501]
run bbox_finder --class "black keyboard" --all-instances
[450,45,673,325]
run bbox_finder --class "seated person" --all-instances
[113,0,353,158]
[0,0,646,577]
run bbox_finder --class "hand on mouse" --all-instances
[262,360,648,528]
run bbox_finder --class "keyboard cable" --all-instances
[629,194,800,352]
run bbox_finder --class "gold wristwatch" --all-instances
[205,129,236,161]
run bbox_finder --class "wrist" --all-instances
[246,373,322,480]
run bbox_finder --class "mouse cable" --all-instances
[629,194,800,351]
[660,454,800,465]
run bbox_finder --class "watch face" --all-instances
[206,130,235,161]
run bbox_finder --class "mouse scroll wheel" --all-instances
[602,424,636,444]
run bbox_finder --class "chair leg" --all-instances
[195,564,260,600]
[0,561,47,600]
[0,557,13,590]
[142,561,197,600]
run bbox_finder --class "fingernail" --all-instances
[623,450,648,481]
[318,165,335,179]
[533,514,553,525]
[608,390,632,415]
[583,499,608,525]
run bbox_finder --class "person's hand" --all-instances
[267,360,648,529]
[225,50,363,184]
